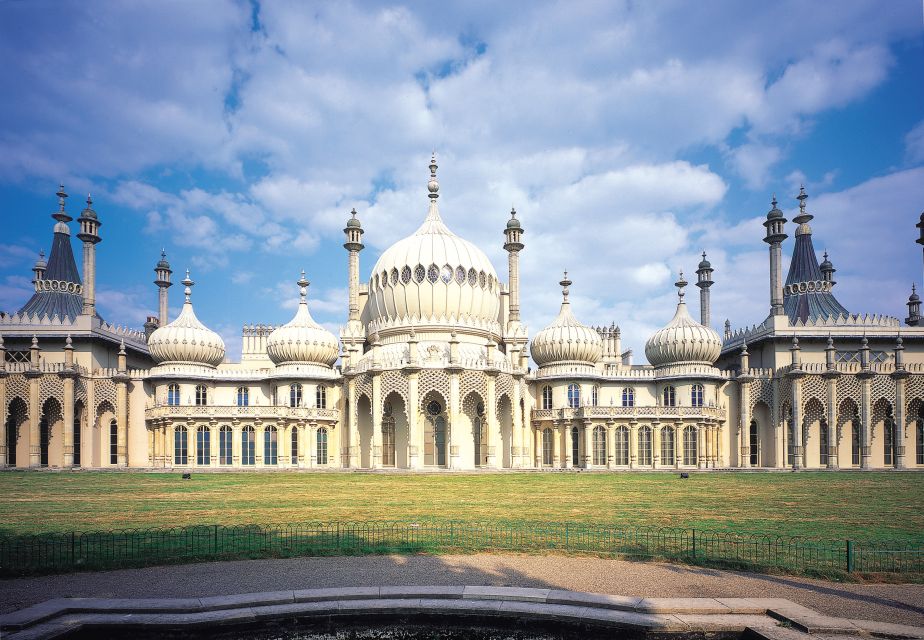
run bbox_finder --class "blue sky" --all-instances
[1,0,922,361]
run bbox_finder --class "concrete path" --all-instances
[1,554,921,627]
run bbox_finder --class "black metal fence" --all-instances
[0,521,921,577]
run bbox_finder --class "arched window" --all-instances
[592,385,599,407]
[167,384,180,406]
[592,426,606,465]
[542,427,553,466]
[621,387,635,408]
[638,426,652,466]
[749,420,759,466]
[571,426,579,466]
[661,427,675,466]
[567,384,581,408]
[236,387,249,407]
[614,426,629,465]
[662,386,676,407]
[819,419,829,466]
[291,427,299,465]
[289,383,302,408]
[110,419,118,464]
[241,426,256,466]
[541,386,552,410]
[196,427,210,465]
[264,426,278,465]
[219,426,233,465]
[682,426,697,466]
[917,421,924,465]
[316,385,327,409]
[851,422,860,466]
[195,384,208,406]
[691,384,704,408]
[785,407,794,466]
[39,414,49,467]
[316,427,328,465]
[174,426,188,466]
[72,410,81,467]
[884,416,895,467]
[382,412,396,467]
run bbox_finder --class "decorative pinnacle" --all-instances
[798,185,807,213]
[559,270,572,302]
[826,334,834,349]
[297,270,310,300]
[65,334,73,348]
[771,194,777,208]
[53,183,72,223]
[182,269,194,302]
[427,153,439,199]
[791,336,800,349]
[675,270,687,301]
[118,338,126,355]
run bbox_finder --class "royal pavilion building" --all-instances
[1,158,923,471]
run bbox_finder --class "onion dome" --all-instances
[266,272,339,367]
[156,250,171,270]
[766,194,784,220]
[365,155,500,335]
[530,272,602,368]
[645,271,722,368]
[33,250,47,272]
[506,208,522,229]
[80,194,98,220]
[698,251,711,270]
[346,208,362,228]
[148,271,225,367]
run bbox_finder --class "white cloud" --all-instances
[905,120,924,165]
[729,143,782,190]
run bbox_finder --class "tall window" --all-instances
[541,386,552,410]
[316,385,327,409]
[571,426,580,466]
[661,427,675,466]
[614,426,629,465]
[749,420,759,466]
[242,426,255,466]
[110,419,118,464]
[195,384,207,406]
[290,383,302,408]
[219,426,233,465]
[622,387,635,407]
[851,422,860,466]
[917,422,924,465]
[786,409,794,466]
[662,386,676,407]
[884,417,895,467]
[72,412,81,466]
[590,426,606,465]
[682,426,697,466]
[291,427,299,465]
[542,427,553,466]
[638,426,652,466]
[316,427,328,465]
[236,387,249,407]
[382,418,396,467]
[691,384,704,408]
[819,420,829,467]
[174,426,188,465]
[567,384,580,408]
[39,415,49,467]
[592,385,599,407]
[197,427,210,465]
[264,426,278,465]
[167,383,180,406]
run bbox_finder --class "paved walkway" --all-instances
[1,554,922,626]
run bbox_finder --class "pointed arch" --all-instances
[6,397,28,467]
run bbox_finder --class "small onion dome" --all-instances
[530,272,602,366]
[34,250,47,270]
[346,208,362,228]
[506,208,522,229]
[266,272,339,367]
[156,250,171,270]
[148,271,225,367]
[698,252,711,270]
[645,272,722,367]
[910,283,920,304]
[80,194,98,220]
[766,194,784,220]
[819,251,833,272]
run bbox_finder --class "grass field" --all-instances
[0,471,921,542]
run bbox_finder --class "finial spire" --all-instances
[559,270,572,303]
[427,153,439,200]
[52,183,72,224]
[675,270,687,301]
[182,269,194,303]
[297,270,310,302]
[771,193,777,208]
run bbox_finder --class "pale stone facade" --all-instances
[2,165,923,471]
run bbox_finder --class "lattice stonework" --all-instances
[777,377,791,413]
[749,378,773,412]
[460,369,487,401]
[836,374,861,403]
[836,398,859,443]
[418,369,450,410]
[462,392,483,417]
[904,375,924,411]
[801,375,827,411]
[74,377,87,403]
[94,378,117,415]
[39,375,63,406]
[354,374,373,402]
[5,374,29,405]
[495,373,513,407]
[870,375,895,408]
[381,370,409,407]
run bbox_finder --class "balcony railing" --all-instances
[531,405,725,421]
[144,405,339,421]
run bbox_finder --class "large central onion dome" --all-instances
[148,271,225,367]
[531,272,602,370]
[365,156,501,337]
[645,272,722,368]
[266,273,339,367]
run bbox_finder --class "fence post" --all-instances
[213,525,218,556]
[70,531,75,569]
[846,540,854,573]
[691,529,696,560]
[336,522,341,550]
[450,522,454,547]
[565,523,570,550]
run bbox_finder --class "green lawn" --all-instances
[0,471,921,541]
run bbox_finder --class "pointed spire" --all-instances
[182,269,194,303]
[559,270,572,303]
[297,270,310,303]
[793,185,813,232]
[52,184,72,224]
[428,152,439,200]
[675,270,687,302]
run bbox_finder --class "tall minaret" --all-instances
[762,195,788,317]
[819,250,836,288]
[31,250,46,287]
[503,207,525,326]
[343,207,365,330]
[695,250,714,327]
[154,250,173,326]
[76,194,101,317]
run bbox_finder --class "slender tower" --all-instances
[503,207,525,326]
[343,208,365,329]
[31,250,46,287]
[76,194,101,317]
[819,251,836,288]
[763,195,787,316]
[695,251,714,327]
[154,250,173,326]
